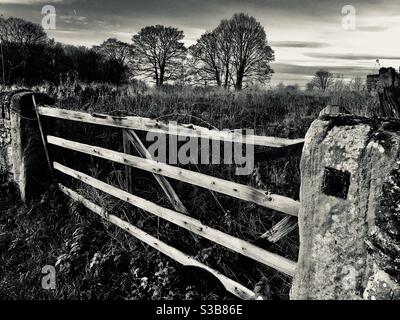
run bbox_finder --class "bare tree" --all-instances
[215,19,234,89]
[221,13,274,90]
[189,14,273,90]
[0,17,47,46]
[188,23,234,89]
[132,25,186,86]
[189,31,223,87]
[0,17,48,84]
[93,38,132,66]
[93,38,134,83]
[311,69,335,91]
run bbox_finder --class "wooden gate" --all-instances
[36,99,304,300]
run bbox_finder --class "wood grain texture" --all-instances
[38,106,304,148]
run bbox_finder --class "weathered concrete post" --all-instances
[292,110,400,300]
[0,90,54,201]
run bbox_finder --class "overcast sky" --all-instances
[1,0,400,86]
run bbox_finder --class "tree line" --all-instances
[0,13,274,90]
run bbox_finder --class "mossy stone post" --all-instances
[0,90,54,201]
[292,111,400,300]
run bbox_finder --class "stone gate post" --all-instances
[292,112,400,300]
[0,90,54,201]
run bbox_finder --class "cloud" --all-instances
[0,0,63,3]
[272,63,372,77]
[1,0,399,83]
[59,14,88,25]
[304,52,400,60]
[270,41,329,48]
[357,25,389,32]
